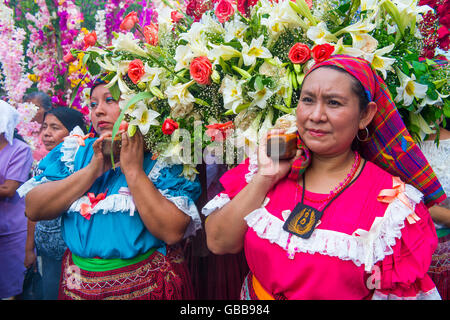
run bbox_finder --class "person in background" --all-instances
[0,100,34,299]
[23,91,53,161]
[420,123,450,300]
[18,79,201,300]
[24,107,87,300]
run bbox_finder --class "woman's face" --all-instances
[40,114,70,151]
[89,84,121,135]
[27,98,46,125]
[296,67,372,157]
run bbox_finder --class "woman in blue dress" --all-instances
[18,80,202,300]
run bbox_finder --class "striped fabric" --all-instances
[290,55,446,207]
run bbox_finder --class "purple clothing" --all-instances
[0,138,33,235]
[0,138,33,298]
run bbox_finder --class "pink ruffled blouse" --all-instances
[202,156,440,300]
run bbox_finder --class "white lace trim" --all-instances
[17,177,50,198]
[67,188,200,237]
[201,193,231,217]
[160,189,201,238]
[61,126,85,173]
[68,193,137,216]
[244,183,423,272]
[245,153,258,183]
[372,287,441,300]
[148,158,169,182]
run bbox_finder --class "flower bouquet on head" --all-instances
[72,0,448,179]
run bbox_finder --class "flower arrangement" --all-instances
[72,0,448,178]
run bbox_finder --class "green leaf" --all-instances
[444,101,450,118]
[110,91,154,166]
[109,82,121,101]
[412,61,426,74]
[255,76,264,91]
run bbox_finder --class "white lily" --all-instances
[207,44,241,64]
[224,18,248,42]
[95,56,132,93]
[140,65,164,87]
[112,32,148,57]
[128,103,160,135]
[165,80,196,114]
[181,164,199,182]
[333,38,365,57]
[417,91,449,113]
[363,44,396,79]
[258,107,274,141]
[240,35,272,67]
[262,0,306,39]
[306,22,337,45]
[219,75,246,113]
[174,45,195,72]
[394,68,428,106]
[248,86,275,109]
[235,112,263,157]
[360,0,381,11]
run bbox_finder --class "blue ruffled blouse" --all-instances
[21,131,201,260]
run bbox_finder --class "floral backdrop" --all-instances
[0,0,449,174]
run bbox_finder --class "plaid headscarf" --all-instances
[290,54,446,207]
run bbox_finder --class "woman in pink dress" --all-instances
[202,55,446,300]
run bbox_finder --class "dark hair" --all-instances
[300,65,370,112]
[23,91,52,111]
[44,107,87,134]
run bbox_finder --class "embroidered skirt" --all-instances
[428,233,450,300]
[58,246,194,300]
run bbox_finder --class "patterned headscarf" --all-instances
[290,55,446,207]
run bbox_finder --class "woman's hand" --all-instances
[89,133,113,178]
[119,130,144,180]
[256,129,303,187]
[24,248,37,270]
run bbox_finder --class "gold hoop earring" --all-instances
[356,127,370,142]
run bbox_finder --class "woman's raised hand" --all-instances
[256,129,302,187]
[90,133,113,178]
[119,129,144,180]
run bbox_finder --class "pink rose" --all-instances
[143,23,158,46]
[120,11,139,31]
[83,31,97,49]
[63,52,77,64]
[128,59,146,84]
[190,56,213,85]
[215,0,235,23]
[171,11,184,23]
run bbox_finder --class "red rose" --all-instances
[143,23,158,46]
[237,0,258,16]
[311,43,335,63]
[205,121,234,142]
[128,59,146,84]
[215,0,235,23]
[171,11,184,23]
[162,118,179,135]
[288,43,311,64]
[190,56,213,85]
[63,51,77,64]
[120,11,139,31]
[83,31,97,49]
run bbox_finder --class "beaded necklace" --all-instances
[298,151,361,205]
[284,152,365,240]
